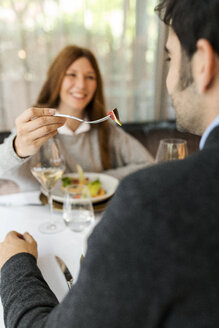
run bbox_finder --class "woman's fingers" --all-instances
[14,107,66,157]
[17,120,65,141]
[14,129,58,157]
[18,122,64,145]
[28,131,58,155]
[16,113,66,135]
[15,107,56,124]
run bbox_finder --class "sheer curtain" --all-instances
[0,0,168,131]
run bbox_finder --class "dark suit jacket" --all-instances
[1,127,219,328]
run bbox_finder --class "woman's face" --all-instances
[59,57,97,116]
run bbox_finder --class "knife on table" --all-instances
[55,255,73,289]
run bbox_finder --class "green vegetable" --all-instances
[88,179,101,197]
[62,177,73,187]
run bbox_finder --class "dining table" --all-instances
[0,190,102,327]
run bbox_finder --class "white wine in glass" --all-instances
[155,138,188,163]
[31,167,64,191]
[30,138,65,234]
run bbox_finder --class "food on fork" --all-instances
[107,108,122,126]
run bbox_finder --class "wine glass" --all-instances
[63,184,94,232]
[155,138,188,163]
[30,137,65,233]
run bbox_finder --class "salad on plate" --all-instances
[62,165,106,198]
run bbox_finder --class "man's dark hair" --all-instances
[155,0,219,57]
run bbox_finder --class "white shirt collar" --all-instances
[57,115,90,136]
[199,115,219,150]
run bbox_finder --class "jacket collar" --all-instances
[200,115,219,149]
[203,125,219,149]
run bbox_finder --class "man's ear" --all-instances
[193,39,217,93]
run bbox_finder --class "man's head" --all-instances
[155,0,219,135]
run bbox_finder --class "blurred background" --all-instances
[0,0,172,131]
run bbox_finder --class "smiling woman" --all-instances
[34,45,115,170]
[0,45,154,191]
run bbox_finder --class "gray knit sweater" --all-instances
[0,124,154,191]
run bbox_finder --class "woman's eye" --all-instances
[66,73,76,77]
[87,76,96,80]
[165,57,171,62]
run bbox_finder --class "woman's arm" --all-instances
[0,130,29,176]
[0,130,38,191]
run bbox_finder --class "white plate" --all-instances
[41,173,119,204]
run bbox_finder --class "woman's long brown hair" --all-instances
[35,45,111,169]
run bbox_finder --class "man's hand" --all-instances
[0,231,38,269]
[14,107,66,158]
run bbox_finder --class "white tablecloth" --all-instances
[0,191,99,327]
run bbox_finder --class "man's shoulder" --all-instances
[119,147,216,201]
[120,153,192,187]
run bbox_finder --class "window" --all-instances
[0,0,167,130]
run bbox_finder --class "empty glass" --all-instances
[63,184,94,232]
[155,139,188,163]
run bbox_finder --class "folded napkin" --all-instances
[0,191,42,206]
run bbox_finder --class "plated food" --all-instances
[61,165,106,198]
[41,171,119,204]
[62,176,105,198]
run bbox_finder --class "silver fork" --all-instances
[54,112,111,124]
[54,107,121,126]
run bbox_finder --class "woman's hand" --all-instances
[14,107,66,158]
[0,231,38,269]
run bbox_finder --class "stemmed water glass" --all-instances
[155,138,188,163]
[30,137,65,233]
